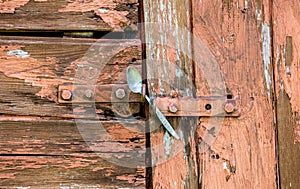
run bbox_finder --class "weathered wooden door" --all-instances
[1,0,299,189]
[143,0,300,189]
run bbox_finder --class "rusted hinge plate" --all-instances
[58,84,141,104]
[154,97,240,117]
[58,85,240,117]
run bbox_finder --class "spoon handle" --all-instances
[145,95,180,140]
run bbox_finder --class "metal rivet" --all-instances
[224,102,235,113]
[85,89,94,99]
[168,103,178,113]
[61,89,72,100]
[115,88,126,99]
[205,104,212,111]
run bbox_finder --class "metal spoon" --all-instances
[126,66,180,140]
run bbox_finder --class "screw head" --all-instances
[115,88,126,99]
[85,89,94,99]
[168,103,178,113]
[61,89,72,100]
[224,102,235,113]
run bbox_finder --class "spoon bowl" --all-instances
[126,66,179,140]
[126,66,142,94]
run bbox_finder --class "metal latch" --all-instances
[58,66,240,140]
[58,84,240,117]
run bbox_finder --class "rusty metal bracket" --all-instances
[58,84,141,104]
[58,84,240,117]
[153,97,240,117]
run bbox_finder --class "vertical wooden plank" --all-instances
[192,0,277,188]
[142,0,198,188]
[272,0,300,188]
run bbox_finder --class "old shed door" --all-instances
[143,0,299,189]
[0,0,146,188]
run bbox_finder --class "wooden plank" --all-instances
[0,0,138,32]
[0,36,142,118]
[143,0,198,188]
[0,119,145,188]
[192,0,277,188]
[272,0,300,188]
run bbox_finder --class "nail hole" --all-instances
[205,104,212,110]
[216,154,220,159]
[227,94,233,99]
[211,155,215,159]
[131,58,137,62]
[241,8,247,14]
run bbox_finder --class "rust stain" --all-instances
[0,0,29,13]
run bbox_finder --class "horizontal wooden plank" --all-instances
[0,119,146,155]
[0,36,142,118]
[0,0,138,32]
[0,119,146,188]
[0,155,145,189]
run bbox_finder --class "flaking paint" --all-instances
[262,23,272,96]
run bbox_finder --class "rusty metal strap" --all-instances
[58,85,240,117]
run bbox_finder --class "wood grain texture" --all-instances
[0,0,138,32]
[0,36,142,118]
[0,36,145,187]
[143,0,198,188]
[0,120,145,188]
[192,0,276,188]
[272,0,300,188]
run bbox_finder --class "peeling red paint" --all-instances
[0,0,29,13]
[58,0,137,31]
[0,39,141,106]
[273,1,300,143]
[96,9,130,31]
[0,173,16,179]
[116,174,137,183]
[0,45,67,101]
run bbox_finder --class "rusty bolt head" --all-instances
[85,89,94,99]
[61,89,72,100]
[168,103,179,113]
[224,102,236,114]
[169,90,178,98]
[115,88,126,99]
